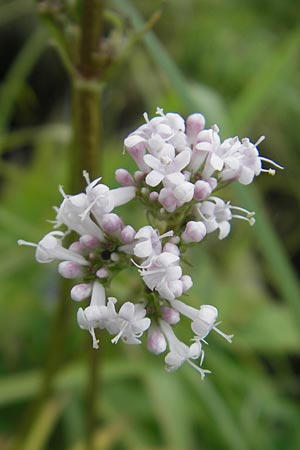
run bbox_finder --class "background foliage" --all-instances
[0,0,299,449]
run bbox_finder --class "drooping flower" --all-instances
[170,299,233,343]
[159,320,210,380]
[18,231,89,265]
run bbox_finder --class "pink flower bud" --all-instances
[80,234,100,249]
[115,168,134,186]
[149,191,159,202]
[58,261,83,279]
[158,188,177,212]
[147,327,167,354]
[71,283,92,301]
[120,225,136,244]
[161,306,180,325]
[101,213,122,234]
[163,242,180,256]
[68,241,85,253]
[194,180,212,201]
[96,268,109,279]
[181,275,193,292]
[186,113,206,145]
[181,221,206,243]
[124,137,150,172]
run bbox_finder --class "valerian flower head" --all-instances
[19,108,283,379]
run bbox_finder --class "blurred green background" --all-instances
[0,0,300,449]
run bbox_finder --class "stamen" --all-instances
[197,209,216,223]
[200,349,205,366]
[255,135,265,146]
[131,258,153,269]
[159,230,174,240]
[261,168,276,176]
[230,205,255,217]
[83,170,91,185]
[139,268,165,277]
[143,112,149,123]
[188,359,211,380]
[211,124,219,134]
[111,322,128,344]
[89,327,99,349]
[260,157,284,170]
[17,239,37,248]
[58,185,68,199]
[231,214,256,225]
[213,326,234,343]
[156,107,164,116]
[79,193,104,221]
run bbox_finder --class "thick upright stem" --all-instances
[15,2,104,449]
[71,81,102,189]
[71,2,104,449]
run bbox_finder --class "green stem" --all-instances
[71,2,104,449]
[71,80,103,188]
[15,1,105,449]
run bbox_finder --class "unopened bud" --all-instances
[115,168,134,186]
[149,191,159,202]
[161,306,180,325]
[96,268,109,279]
[147,327,167,354]
[71,283,92,301]
[101,213,122,234]
[80,234,100,249]
[181,221,206,243]
[58,261,83,279]
[186,113,206,143]
[194,180,212,201]
[110,252,119,262]
[69,241,85,253]
[163,242,180,256]
[120,225,136,244]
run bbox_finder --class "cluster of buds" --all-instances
[19,108,282,379]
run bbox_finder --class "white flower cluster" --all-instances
[19,108,282,379]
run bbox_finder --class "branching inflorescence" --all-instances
[19,108,283,379]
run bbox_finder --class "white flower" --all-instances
[82,172,136,224]
[195,197,232,239]
[220,136,283,184]
[188,125,222,174]
[159,320,209,379]
[170,299,233,343]
[54,188,104,240]
[138,252,183,300]
[158,173,194,212]
[144,150,191,187]
[111,302,151,345]
[77,282,107,349]
[18,231,89,265]
[181,221,207,243]
[133,226,173,262]
[147,325,167,354]
[195,196,256,239]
